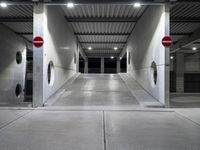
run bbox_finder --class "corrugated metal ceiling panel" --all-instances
[170,23,200,33]
[0,5,33,17]
[71,22,135,33]
[63,5,146,18]
[81,43,124,49]
[171,3,200,18]
[78,35,128,42]
[3,22,33,33]
[85,49,120,54]
[86,53,119,57]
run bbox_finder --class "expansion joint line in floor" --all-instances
[103,111,107,150]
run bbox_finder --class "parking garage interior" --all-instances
[0,0,200,150]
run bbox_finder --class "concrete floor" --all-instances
[170,93,200,108]
[51,74,139,109]
[0,109,200,150]
[0,74,200,150]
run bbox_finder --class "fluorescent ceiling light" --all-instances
[120,57,122,60]
[134,2,141,8]
[192,47,197,51]
[0,2,8,8]
[114,47,118,51]
[67,2,74,8]
[110,56,114,59]
[88,47,92,50]
[170,56,174,60]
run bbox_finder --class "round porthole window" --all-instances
[151,61,157,86]
[16,51,22,64]
[15,84,22,98]
[47,61,55,86]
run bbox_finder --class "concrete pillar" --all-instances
[33,4,45,107]
[101,57,104,73]
[84,58,88,73]
[76,43,80,73]
[176,52,184,92]
[164,4,170,107]
[117,59,121,73]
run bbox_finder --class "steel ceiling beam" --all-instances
[170,32,193,36]
[1,17,199,23]
[86,54,119,57]
[170,27,200,53]
[5,0,167,5]
[66,17,138,23]
[170,17,200,23]
[75,33,130,36]
[0,17,33,22]
[83,48,123,51]
[3,0,200,5]
[15,32,33,35]
[80,42,126,44]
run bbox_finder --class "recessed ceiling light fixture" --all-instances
[67,2,74,8]
[0,2,8,8]
[88,47,92,50]
[170,56,174,60]
[114,47,118,51]
[192,47,197,51]
[120,57,122,60]
[134,2,141,8]
[110,56,114,59]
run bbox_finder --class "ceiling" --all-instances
[0,0,200,57]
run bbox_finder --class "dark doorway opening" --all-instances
[24,49,33,102]
[88,58,101,73]
[120,57,127,73]
[79,56,85,73]
[105,58,117,73]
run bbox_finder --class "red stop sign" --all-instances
[33,36,44,48]
[162,36,172,47]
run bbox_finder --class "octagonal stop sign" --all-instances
[33,36,44,48]
[162,36,172,47]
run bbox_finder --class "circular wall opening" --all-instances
[47,61,55,86]
[16,51,22,64]
[151,61,157,86]
[15,84,22,98]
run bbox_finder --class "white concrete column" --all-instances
[101,57,104,74]
[117,59,121,73]
[164,4,170,107]
[76,43,80,73]
[84,58,88,73]
[176,52,184,92]
[33,4,46,107]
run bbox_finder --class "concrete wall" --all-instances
[0,24,26,105]
[126,5,169,105]
[33,5,78,107]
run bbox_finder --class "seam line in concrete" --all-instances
[103,111,107,150]
[33,109,175,112]
[174,111,200,128]
[0,110,34,131]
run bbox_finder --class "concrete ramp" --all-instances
[47,74,140,110]
[120,73,163,108]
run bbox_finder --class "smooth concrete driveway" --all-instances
[52,74,139,108]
